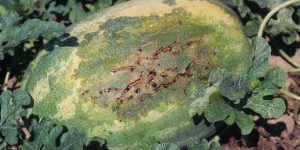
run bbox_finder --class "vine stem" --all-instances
[281,87,300,101]
[290,68,300,72]
[257,0,300,103]
[258,0,300,37]
[279,49,300,68]
[3,71,10,91]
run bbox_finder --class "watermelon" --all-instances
[22,0,252,149]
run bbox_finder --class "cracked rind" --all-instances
[22,0,251,149]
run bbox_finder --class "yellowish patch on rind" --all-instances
[54,79,82,120]
[87,103,177,137]
[22,50,49,89]
[139,104,177,122]
[31,48,82,104]
[70,0,242,41]
[56,49,82,77]
[52,50,83,120]
[31,78,50,103]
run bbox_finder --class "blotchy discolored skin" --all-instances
[23,0,252,149]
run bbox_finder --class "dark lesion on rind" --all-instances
[81,35,210,118]
[100,37,202,102]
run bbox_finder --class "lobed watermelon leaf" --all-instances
[189,36,286,135]
[151,138,221,150]
[21,118,86,150]
[151,143,180,150]
[222,0,300,45]
[219,75,247,104]
[0,11,65,60]
[203,92,254,135]
[0,90,31,145]
[186,138,221,150]
[247,36,272,82]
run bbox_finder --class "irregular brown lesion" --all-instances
[153,61,193,93]
[81,32,211,119]
[102,38,201,104]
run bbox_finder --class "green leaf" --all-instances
[22,118,86,150]
[246,67,286,119]
[186,138,221,150]
[204,92,235,122]
[282,32,297,45]
[63,1,87,23]
[189,83,219,117]
[22,118,55,150]
[246,36,272,90]
[235,111,254,135]
[58,129,85,150]
[41,1,64,21]
[244,19,261,37]
[249,0,287,9]
[13,89,31,106]
[0,90,31,145]
[1,11,20,26]
[253,68,286,95]
[236,1,251,18]
[208,69,228,85]
[224,0,300,45]
[187,137,207,150]
[151,143,180,150]
[0,142,7,149]
[0,53,4,60]
[208,140,222,150]
[267,8,300,36]
[247,37,272,81]
[0,122,18,145]
[0,11,65,56]
[246,96,285,119]
[0,91,12,124]
[204,92,254,135]
[219,75,247,103]
[95,0,113,10]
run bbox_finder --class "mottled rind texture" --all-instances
[22,0,251,149]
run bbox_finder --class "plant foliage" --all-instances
[222,0,300,45]
[151,138,221,150]
[189,36,286,135]
[0,89,99,150]
[20,118,86,150]
[0,11,65,60]
[0,90,30,148]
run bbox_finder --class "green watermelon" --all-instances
[22,0,252,149]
